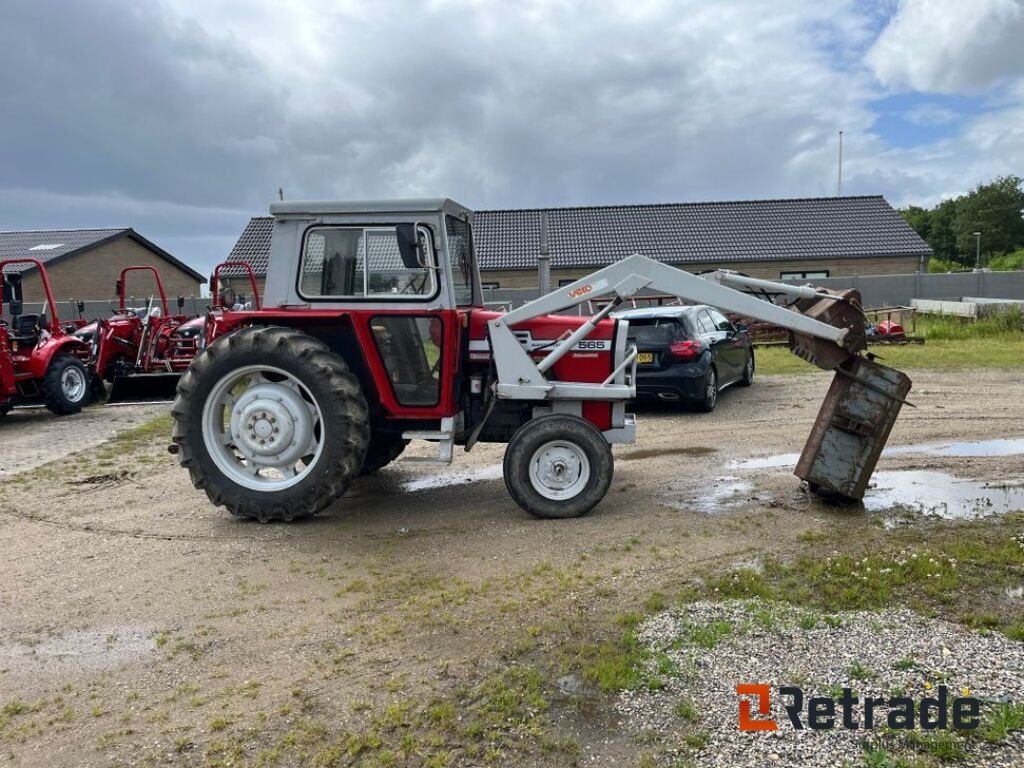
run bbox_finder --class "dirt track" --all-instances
[0,369,1021,767]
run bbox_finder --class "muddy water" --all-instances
[734,436,1024,470]
[620,446,718,461]
[862,471,1024,525]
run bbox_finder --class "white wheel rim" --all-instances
[201,364,324,492]
[528,440,591,501]
[707,371,717,405]
[61,366,86,403]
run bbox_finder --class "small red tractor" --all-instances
[80,266,198,402]
[1,258,92,416]
[171,199,911,522]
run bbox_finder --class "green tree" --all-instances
[929,198,961,263]
[953,175,1024,265]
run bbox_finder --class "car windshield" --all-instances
[625,317,687,346]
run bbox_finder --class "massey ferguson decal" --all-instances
[468,334,611,353]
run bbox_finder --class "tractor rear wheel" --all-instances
[503,414,613,519]
[359,430,409,475]
[42,355,89,415]
[171,326,370,522]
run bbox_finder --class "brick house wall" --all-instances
[480,255,924,289]
[20,238,202,302]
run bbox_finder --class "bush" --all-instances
[989,249,1024,271]
[919,307,1023,340]
[927,257,964,273]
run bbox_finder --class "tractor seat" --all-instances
[10,314,47,342]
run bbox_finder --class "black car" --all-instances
[614,305,754,412]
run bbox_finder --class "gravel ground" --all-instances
[618,600,1024,767]
[0,402,168,478]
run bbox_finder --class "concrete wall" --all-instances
[19,237,202,305]
[481,255,923,289]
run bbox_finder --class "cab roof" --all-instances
[269,198,472,218]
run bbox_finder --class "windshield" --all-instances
[625,317,688,346]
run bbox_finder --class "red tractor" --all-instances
[85,266,197,402]
[1,258,92,416]
[171,199,910,523]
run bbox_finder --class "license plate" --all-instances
[636,352,654,364]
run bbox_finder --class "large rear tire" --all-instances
[359,430,409,475]
[171,326,370,522]
[503,414,613,519]
[42,355,89,415]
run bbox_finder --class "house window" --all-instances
[558,279,577,287]
[780,270,830,280]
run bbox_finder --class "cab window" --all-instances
[299,225,436,299]
[445,216,475,306]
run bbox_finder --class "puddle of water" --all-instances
[734,436,1024,470]
[0,626,155,673]
[621,446,718,461]
[400,464,504,492]
[862,471,1024,525]
[662,476,754,513]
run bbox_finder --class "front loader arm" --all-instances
[488,253,866,401]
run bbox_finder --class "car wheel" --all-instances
[738,351,755,387]
[697,366,718,413]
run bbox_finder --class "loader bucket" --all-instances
[107,372,181,404]
[796,356,912,501]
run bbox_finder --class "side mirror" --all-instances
[735,323,748,333]
[177,296,185,310]
[9,299,23,317]
[77,301,86,315]
[115,279,124,298]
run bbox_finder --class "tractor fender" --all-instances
[26,335,90,379]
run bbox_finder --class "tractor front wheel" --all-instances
[503,414,613,519]
[172,326,370,522]
[42,355,89,415]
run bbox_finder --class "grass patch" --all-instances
[757,335,1024,374]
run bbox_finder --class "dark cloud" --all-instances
[1,0,1022,278]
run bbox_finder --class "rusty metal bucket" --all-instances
[796,356,912,500]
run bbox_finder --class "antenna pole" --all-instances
[837,130,843,196]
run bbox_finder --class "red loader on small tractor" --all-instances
[0,258,92,417]
[171,199,911,523]
[84,266,198,403]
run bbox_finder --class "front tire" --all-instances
[42,355,89,415]
[696,366,718,413]
[738,351,755,387]
[171,326,370,522]
[503,414,613,519]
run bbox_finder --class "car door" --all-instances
[707,308,746,381]
[694,309,724,373]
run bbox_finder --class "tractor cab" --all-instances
[255,199,483,422]
[0,259,91,417]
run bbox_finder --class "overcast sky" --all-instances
[3,0,1024,277]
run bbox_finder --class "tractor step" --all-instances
[401,417,456,465]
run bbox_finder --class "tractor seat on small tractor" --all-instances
[9,314,48,343]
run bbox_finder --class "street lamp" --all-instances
[973,232,982,270]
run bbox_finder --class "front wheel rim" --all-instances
[529,440,591,501]
[62,366,86,403]
[706,371,717,406]
[201,364,325,492]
